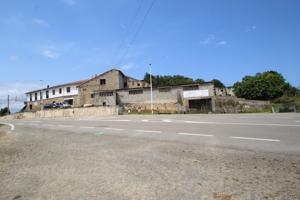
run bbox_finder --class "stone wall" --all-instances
[118,87,184,113]
[213,96,270,113]
[2,106,119,120]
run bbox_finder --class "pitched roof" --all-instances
[26,80,87,94]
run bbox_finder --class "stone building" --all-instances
[25,68,268,114]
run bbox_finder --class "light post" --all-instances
[149,64,153,115]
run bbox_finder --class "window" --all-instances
[129,90,143,95]
[102,102,106,106]
[30,94,32,102]
[46,91,49,99]
[67,87,71,93]
[40,92,43,100]
[99,92,113,96]
[29,104,32,110]
[91,94,94,98]
[34,93,38,101]
[137,83,141,87]
[52,89,55,95]
[59,88,62,94]
[100,79,106,85]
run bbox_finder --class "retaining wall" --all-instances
[2,106,119,120]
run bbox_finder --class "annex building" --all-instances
[25,68,259,114]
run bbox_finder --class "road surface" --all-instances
[1,113,300,199]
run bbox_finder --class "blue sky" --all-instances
[1,0,300,110]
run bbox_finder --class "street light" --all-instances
[149,64,153,115]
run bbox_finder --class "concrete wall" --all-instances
[3,106,119,120]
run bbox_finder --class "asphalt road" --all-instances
[1,113,300,199]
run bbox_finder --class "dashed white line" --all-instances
[142,119,149,122]
[58,125,73,128]
[230,136,280,142]
[104,128,124,131]
[184,121,300,127]
[43,124,54,126]
[80,126,96,129]
[162,119,172,123]
[27,121,41,123]
[177,133,213,137]
[135,130,162,133]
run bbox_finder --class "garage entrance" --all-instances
[188,98,212,113]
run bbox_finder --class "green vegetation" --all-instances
[143,73,225,88]
[233,71,295,100]
[0,107,10,116]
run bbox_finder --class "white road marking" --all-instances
[80,126,95,129]
[58,125,73,128]
[177,133,213,137]
[184,121,300,127]
[230,136,280,142]
[29,123,38,126]
[28,121,41,123]
[102,120,131,122]
[142,119,149,122]
[0,122,15,131]
[163,119,172,123]
[43,124,54,126]
[104,128,124,131]
[135,130,162,133]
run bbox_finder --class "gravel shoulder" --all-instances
[0,127,300,200]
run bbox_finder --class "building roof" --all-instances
[78,68,126,87]
[26,80,87,94]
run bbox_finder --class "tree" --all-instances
[212,79,225,88]
[194,78,205,84]
[143,73,194,87]
[233,71,286,100]
[0,107,10,116]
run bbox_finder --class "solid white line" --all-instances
[58,125,73,128]
[184,121,300,127]
[230,136,280,142]
[102,120,131,122]
[135,130,162,133]
[177,133,213,137]
[0,122,15,131]
[80,126,95,129]
[104,128,124,131]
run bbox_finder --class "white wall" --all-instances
[26,85,78,102]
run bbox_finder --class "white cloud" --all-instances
[0,82,41,112]
[33,18,49,27]
[199,35,215,45]
[246,25,257,32]
[120,63,135,71]
[9,55,18,61]
[63,0,77,6]
[42,50,60,59]
[217,41,227,45]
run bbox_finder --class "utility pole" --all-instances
[7,95,10,113]
[149,64,153,115]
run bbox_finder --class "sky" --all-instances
[1,0,300,111]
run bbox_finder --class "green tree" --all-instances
[0,107,10,116]
[212,79,225,88]
[143,73,194,87]
[233,71,286,100]
[194,78,205,84]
